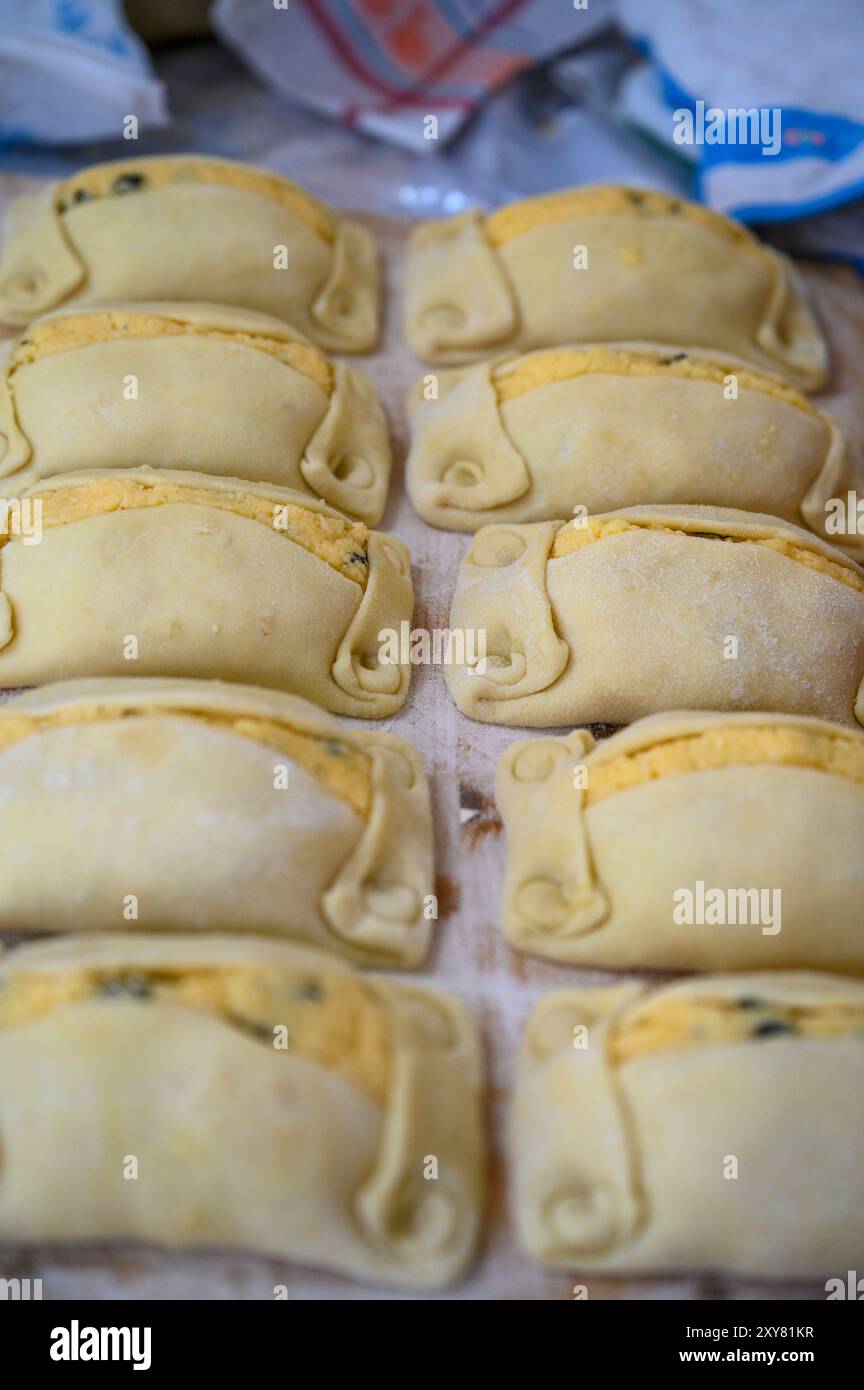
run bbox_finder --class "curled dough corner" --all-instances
[0,184,84,325]
[302,361,391,524]
[312,220,380,354]
[514,985,645,1265]
[497,732,611,948]
[496,727,597,800]
[799,407,860,552]
[333,532,413,713]
[0,344,31,477]
[446,520,569,718]
[405,210,517,361]
[0,591,12,649]
[406,357,531,526]
[355,985,484,1285]
[322,741,434,967]
[758,249,829,393]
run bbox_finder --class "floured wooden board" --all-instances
[0,177,862,1300]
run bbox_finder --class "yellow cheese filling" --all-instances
[0,478,370,587]
[551,517,864,594]
[57,158,336,244]
[612,995,864,1064]
[0,964,390,1104]
[0,705,372,816]
[9,311,333,395]
[484,186,754,250]
[586,726,864,807]
[493,346,814,415]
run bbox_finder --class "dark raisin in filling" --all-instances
[99,974,152,1000]
[294,980,324,1002]
[752,1019,798,1039]
[112,173,146,195]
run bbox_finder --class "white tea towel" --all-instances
[616,0,864,229]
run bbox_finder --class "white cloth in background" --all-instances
[0,0,167,146]
[213,0,610,153]
[616,0,864,236]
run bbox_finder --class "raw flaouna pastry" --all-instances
[0,155,379,352]
[0,467,413,716]
[407,345,858,547]
[0,303,391,521]
[513,972,864,1278]
[0,677,434,966]
[405,186,827,390]
[446,504,864,728]
[0,933,485,1289]
[497,711,864,973]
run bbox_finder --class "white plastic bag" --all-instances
[0,0,167,146]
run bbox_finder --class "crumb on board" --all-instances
[459,782,503,848]
[589,723,623,741]
[434,873,461,919]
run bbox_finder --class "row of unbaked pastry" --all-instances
[0,466,860,729]
[0,155,857,546]
[0,677,861,976]
[0,158,825,383]
[0,154,861,1292]
[0,159,862,733]
[3,931,863,1287]
[0,680,861,1286]
[1,288,857,546]
[1,304,860,552]
[0,299,858,546]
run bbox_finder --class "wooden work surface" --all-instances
[0,180,862,1300]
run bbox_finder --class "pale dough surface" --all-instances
[0,467,414,717]
[407,346,860,549]
[405,188,827,389]
[513,972,864,1277]
[447,504,864,727]
[0,156,380,352]
[0,677,434,967]
[497,710,864,971]
[0,303,391,522]
[0,933,484,1289]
